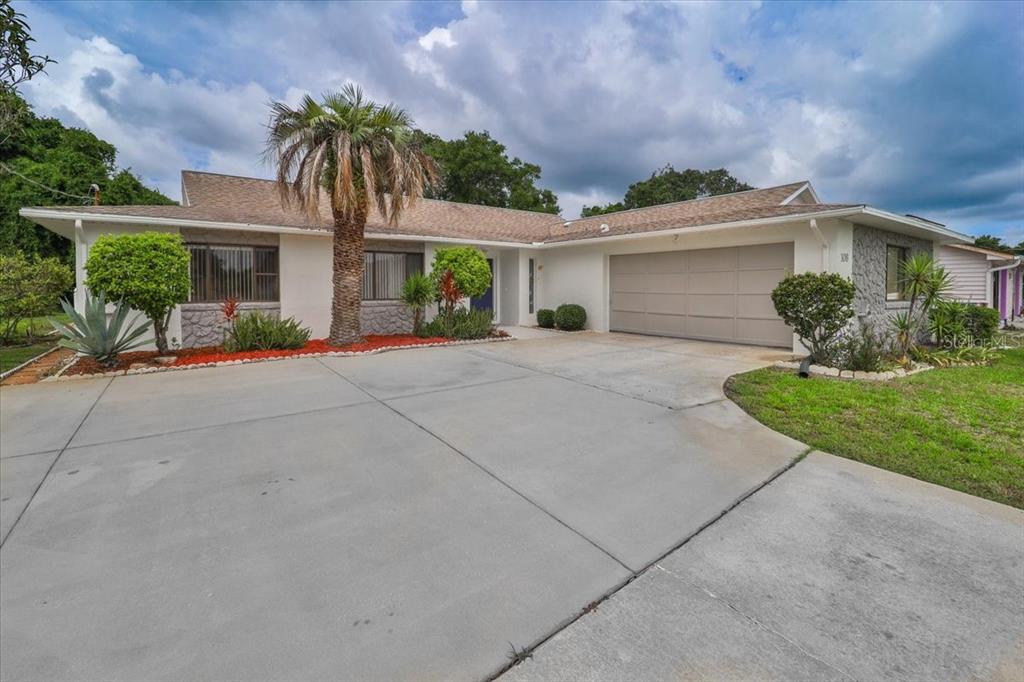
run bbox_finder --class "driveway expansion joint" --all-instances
[1,376,114,548]
[61,398,379,452]
[314,357,634,574]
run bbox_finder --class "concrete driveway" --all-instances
[1,332,1020,681]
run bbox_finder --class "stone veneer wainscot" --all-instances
[851,224,932,331]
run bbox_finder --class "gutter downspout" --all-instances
[809,219,828,271]
[74,219,86,312]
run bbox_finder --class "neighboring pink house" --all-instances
[938,243,1022,326]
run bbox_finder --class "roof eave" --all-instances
[17,207,536,248]
[20,204,971,249]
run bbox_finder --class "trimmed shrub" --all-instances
[771,272,854,360]
[224,311,311,352]
[85,232,190,353]
[419,307,494,340]
[536,308,555,328]
[429,247,491,299]
[554,303,586,331]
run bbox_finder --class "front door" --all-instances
[471,258,495,314]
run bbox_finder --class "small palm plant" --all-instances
[400,273,433,335]
[892,253,953,358]
[49,293,151,367]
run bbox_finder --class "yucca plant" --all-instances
[891,253,953,358]
[49,293,151,367]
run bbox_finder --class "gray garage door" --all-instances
[610,242,793,347]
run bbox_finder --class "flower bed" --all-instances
[59,332,512,379]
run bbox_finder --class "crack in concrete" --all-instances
[654,563,857,681]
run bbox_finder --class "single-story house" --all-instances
[21,171,972,352]
[938,243,1022,326]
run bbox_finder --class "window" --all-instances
[886,245,909,301]
[188,244,279,302]
[528,258,535,313]
[363,251,423,300]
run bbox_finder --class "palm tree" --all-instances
[264,85,438,345]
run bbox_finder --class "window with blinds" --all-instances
[188,244,279,302]
[363,252,424,300]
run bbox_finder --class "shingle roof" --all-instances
[544,182,859,242]
[30,172,859,244]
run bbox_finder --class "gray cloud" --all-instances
[21,0,1023,239]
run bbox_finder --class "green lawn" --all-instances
[0,342,55,374]
[0,313,68,374]
[726,348,1024,508]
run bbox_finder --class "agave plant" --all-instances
[49,293,151,367]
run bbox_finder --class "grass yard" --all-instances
[0,342,55,374]
[0,313,68,374]
[726,348,1024,508]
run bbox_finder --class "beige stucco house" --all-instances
[21,171,971,352]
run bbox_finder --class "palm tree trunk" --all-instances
[329,206,367,346]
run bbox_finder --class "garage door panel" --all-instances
[738,242,793,270]
[612,273,647,293]
[610,254,650,274]
[646,313,687,336]
[736,293,778,318]
[688,294,735,317]
[738,268,788,293]
[647,273,688,294]
[736,318,792,346]
[610,310,647,332]
[609,244,793,347]
[645,251,688,273]
[688,247,738,271]
[611,291,647,312]
[687,316,735,340]
[689,270,737,294]
[645,293,687,315]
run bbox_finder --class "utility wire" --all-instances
[0,160,95,203]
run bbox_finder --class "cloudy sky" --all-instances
[20,0,1024,242]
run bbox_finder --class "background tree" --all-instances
[582,166,752,216]
[85,232,191,354]
[1,93,176,262]
[1,3,55,145]
[265,85,439,345]
[413,130,559,214]
[0,252,73,343]
[973,234,1009,252]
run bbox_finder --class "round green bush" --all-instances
[85,231,191,353]
[554,303,586,331]
[536,308,555,328]
[770,272,854,360]
[429,246,491,298]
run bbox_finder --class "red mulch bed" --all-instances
[63,334,480,376]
